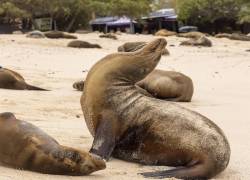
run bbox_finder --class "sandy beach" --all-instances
[0,32,250,179]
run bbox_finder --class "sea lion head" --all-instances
[79,152,106,174]
[105,38,167,84]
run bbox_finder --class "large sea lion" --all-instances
[68,40,101,48]
[180,36,212,47]
[155,29,177,37]
[0,112,106,175]
[81,38,230,179]
[0,68,48,91]
[118,41,169,55]
[137,70,194,102]
[74,70,193,102]
[44,31,77,39]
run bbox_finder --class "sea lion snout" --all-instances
[142,38,167,53]
[81,153,106,174]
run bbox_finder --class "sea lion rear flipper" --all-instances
[25,84,49,91]
[140,164,208,179]
[90,117,116,161]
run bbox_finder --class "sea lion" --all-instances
[155,29,177,37]
[0,68,48,91]
[177,31,205,39]
[137,70,194,102]
[118,41,169,55]
[74,69,193,102]
[215,33,250,41]
[0,112,106,175]
[68,40,101,48]
[99,33,118,40]
[44,31,77,39]
[81,38,230,179]
[180,36,212,47]
[26,31,46,39]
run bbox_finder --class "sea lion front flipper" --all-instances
[89,116,116,161]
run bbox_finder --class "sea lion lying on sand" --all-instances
[215,33,250,41]
[26,31,46,39]
[137,70,194,102]
[118,41,169,55]
[81,38,230,179]
[178,32,205,39]
[0,68,48,91]
[99,33,117,40]
[68,40,101,48]
[155,29,177,37]
[74,70,193,102]
[180,36,212,47]
[0,112,106,175]
[44,31,77,39]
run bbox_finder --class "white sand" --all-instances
[0,32,250,179]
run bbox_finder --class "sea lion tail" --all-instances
[140,164,210,179]
[26,84,49,91]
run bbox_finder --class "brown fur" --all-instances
[68,40,101,48]
[155,29,177,37]
[81,38,230,179]
[137,70,194,102]
[0,112,105,175]
[44,31,77,39]
[0,68,48,91]
[180,36,212,47]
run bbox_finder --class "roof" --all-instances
[90,16,119,25]
[142,8,177,20]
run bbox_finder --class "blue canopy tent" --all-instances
[142,8,178,34]
[90,16,118,32]
[106,16,137,33]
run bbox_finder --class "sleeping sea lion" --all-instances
[99,33,118,40]
[68,40,101,48]
[81,38,230,179]
[74,69,193,102]
[0,112,106,175]
[180,36,212,47]
[0,68,48,91]
[118,41,169,55]
[177,32,205,39]
[215,33,250,41]
[137,70,194,102]
[155,29,177,37]
[44,31,77,39]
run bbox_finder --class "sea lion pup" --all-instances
[177,31,205,39]
[0,112,106,175]
[137,70,194,102]
[99,33,118,40]
[68,40,102,48]
[0,68,48,91]
[155,29,177,37]
[118,41,169,55]
[81,38,230,179]
[44,31,77,39]
[180,36,212,47]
